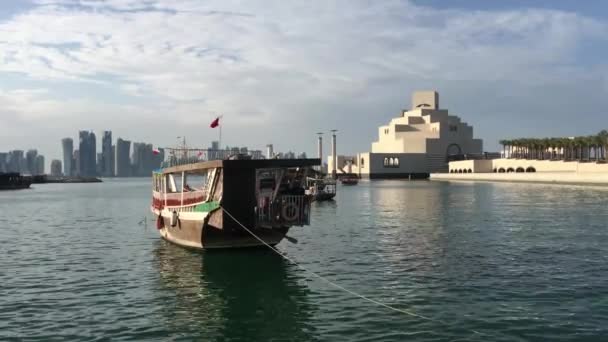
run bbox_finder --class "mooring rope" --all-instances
[220,206,488,338]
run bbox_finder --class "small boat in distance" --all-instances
[151,152,320,249]
[0,173,32,190]
[305,177,336,201]
[340,175,359,185]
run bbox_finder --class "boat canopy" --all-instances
[161,158,321,174]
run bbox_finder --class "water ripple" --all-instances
[1,179,607,341]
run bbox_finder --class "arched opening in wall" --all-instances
[389,158,394,166]
[498,168,506,173]
[394,158,400,166]
[526,167,536,173]
[493,168,497,173]
[507,167,515,173]
[446,143,463,162]
[516,167,525,173]
[467,169,472,173]
[383,157,388,166]
[458,169,463,173]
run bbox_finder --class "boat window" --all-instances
[167,174,178,193]
[260,178,276,189]
[184,171,208,192]
[154,174,162,192]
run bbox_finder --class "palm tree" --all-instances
[553,138,561,160]
[513,138,521,159]
[499,139,508,158]
[575,136,587,161]
[593,135,603,161]
[542,138,553,160]
[599,130,608,162]
[563,138,573,161]
[586,135,594,161]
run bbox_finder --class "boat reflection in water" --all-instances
[154,241,318,341]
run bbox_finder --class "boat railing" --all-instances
[257,194,311,227]
[160,148,265,168]
[152,190,207,209]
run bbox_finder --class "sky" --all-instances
[1,0,607,168]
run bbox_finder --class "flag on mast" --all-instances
[210,117,220,128]
[152,148,160,155]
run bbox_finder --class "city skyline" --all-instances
[1,128,305,176]
[1,1,607,170]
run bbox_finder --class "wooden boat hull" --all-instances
[154,209,289,249]
[313,192,336,201]
[0,173,32,190]
[340,180,358,185]
[0,183,31,190]
[151,158,319,250]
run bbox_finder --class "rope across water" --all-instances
[220,205,489,338]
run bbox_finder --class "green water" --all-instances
[1,179,607,341]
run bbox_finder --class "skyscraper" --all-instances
[35,155,45,175]
[78,131,88,176]
[115,138,131,177]
[131,142,146,176]
[62,138,74,176]
[50,159,62,176]
[96,153,103,176]
[90,131,97,175]
[79,131,97,176]
[112,144,116,175]
[26,149,38,175]
[74,150,80,176]
[8,150,24,173]
[101,131,113,177]
[0,152,7,173]
[153,148,164,170]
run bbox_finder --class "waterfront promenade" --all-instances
[430,171,608,185]
[437,158,608,185]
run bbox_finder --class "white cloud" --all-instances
[0,0,607,164]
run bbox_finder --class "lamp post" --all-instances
[331,129,337,179]
[316,132,323,172]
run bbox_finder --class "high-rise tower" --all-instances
[62,138,73,176]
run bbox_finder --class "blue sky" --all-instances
[0,0,607,168]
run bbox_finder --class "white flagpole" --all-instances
[218,115,223,156]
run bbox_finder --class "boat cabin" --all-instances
[152,158,320,235]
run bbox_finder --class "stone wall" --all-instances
[430,172,608,185]
[449,159,608,174]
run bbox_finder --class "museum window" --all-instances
[383,156,400,168]
[449,125,458,132]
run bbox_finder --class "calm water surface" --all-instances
[1,179,608,341]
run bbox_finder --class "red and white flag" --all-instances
[153,148,160,155]
[210,117,220,128]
